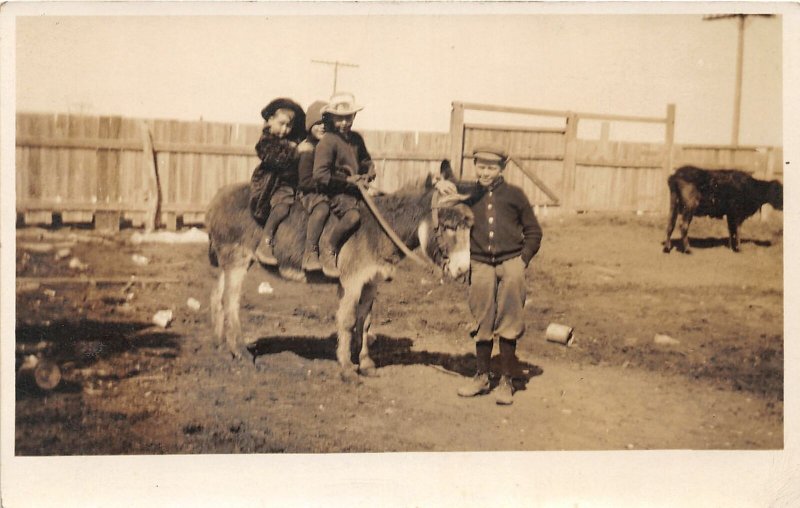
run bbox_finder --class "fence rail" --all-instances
[15,110,784,230]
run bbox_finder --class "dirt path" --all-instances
[14,213,783,454]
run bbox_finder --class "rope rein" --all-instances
[356,182,443,276]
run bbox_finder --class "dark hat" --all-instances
[472,144,509,163]
[305,100,328,132]
[260,97,307,142]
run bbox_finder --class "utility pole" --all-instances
[703,14,773,146]
[311,59,359,95]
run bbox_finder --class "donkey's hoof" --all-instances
[339,366,361,385]
[359,366,379,378]
[358,358,378,377]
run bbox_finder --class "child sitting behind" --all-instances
[249,97,306,265]
[312,92,375,278]
[296,100,330,272]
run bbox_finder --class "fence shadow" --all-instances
[249,333,543,392]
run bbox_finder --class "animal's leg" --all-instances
[678,210,694,254]
[223,263,251,361]
[664,189,679,253]
[336,279,364,382]
[210,271,225,347]
[726,215,741,252]
[355,283,378,376]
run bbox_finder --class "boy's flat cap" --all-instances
[472,144,509,162]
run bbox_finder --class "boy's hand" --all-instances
[346,174,368,185]
[434,179,458,195]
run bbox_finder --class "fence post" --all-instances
[139,121,161,232]
[562,112,578,212]
[761,147,775,221]
[662,104,676,212]
[449,102,465,179]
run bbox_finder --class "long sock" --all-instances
[328,209,360,251]
[262,204,290,241]
[476,340,493,375]
[499,338,517,378]
[305,203,330,251]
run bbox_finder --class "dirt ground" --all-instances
[14,210,784,454]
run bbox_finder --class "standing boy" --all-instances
[445,146,543,405]
[312,92,375,278]
[249,97,306,265]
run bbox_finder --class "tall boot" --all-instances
[302,204,329,272]
[322,209,360,278]
[255,204,289,266]
[496,338,517,405]
[457,340,492,397]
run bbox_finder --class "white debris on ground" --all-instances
[258,282,274,295]
[130,227,209,245]
[68,257,89,271]
[131,254,150,266]
[186,298,201,311]
[152,310,174,328]
[653,333,680,346]
[55,248,72,260]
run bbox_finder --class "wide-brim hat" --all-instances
[322,92,364,116]
[305,100,328,132]
[260,97,306,142]
[472,144,509,163]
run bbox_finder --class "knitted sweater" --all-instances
[464,177,542,266]
[312,131,374,195]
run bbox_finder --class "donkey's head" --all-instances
[419,163,474,280]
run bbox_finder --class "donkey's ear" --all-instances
[440,159,456,181]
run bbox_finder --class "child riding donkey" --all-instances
[249,98,306,265]
[312,92,376,278]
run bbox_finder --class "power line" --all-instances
[703,14,774,146]
[311,59,359,95]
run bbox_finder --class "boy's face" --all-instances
[266,109,295,138]
[310,122,325,141]
[475,159,504,188]
[330,113,355,134]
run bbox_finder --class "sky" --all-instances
[12,6,784,146]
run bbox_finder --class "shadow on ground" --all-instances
[249,333,543,391]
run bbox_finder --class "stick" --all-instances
[356,182,442,275]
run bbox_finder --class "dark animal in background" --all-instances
[205,170,473,381]
[663,165,783,254]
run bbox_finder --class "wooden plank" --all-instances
[507,157,560,205]
[16,136,256,156]
[662,104,676,212]
[24,211,53,225]
[94,211,120,232]
[139,121,160,232]
[464,123,566,134]
[449,102,465,178]
[460,101,570,118]
[61,211,94,223]
[576,111,666,124]
[562,113,579,212]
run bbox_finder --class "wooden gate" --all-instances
[449,101,676,213]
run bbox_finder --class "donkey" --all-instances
[205,171,473,381]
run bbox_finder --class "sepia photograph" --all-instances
[1,1,797,506]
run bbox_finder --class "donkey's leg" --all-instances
[210,271,226,347]
[223,261,251,361]
[336,277,364,382]
[355,283,378,376]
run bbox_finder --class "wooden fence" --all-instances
[15,109,784,230]
[15,112,448,230]
[449,101,783,213]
